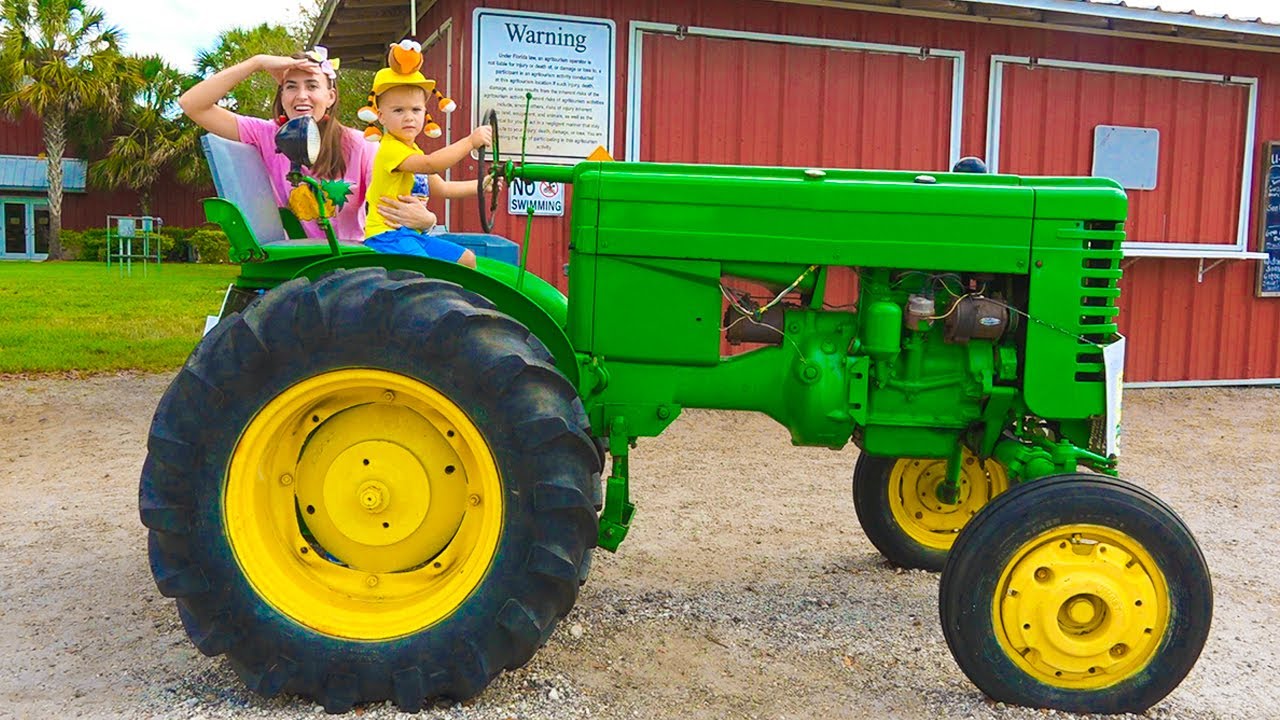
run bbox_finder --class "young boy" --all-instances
[362,69,492,267]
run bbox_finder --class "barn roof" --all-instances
[0,155,87,193]
[311,0,1280,66]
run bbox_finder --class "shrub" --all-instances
[60,224,227,263]
[60,228,112,261]
[188,229,231,264]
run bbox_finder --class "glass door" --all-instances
[4,203,25,256]
[34,206,49,255]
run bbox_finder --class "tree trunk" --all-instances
[139,186,152,217]
[42,105,66,261]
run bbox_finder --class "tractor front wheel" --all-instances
[852,450,1008,570]
[140,268,600,712]
[939,474,1211,713]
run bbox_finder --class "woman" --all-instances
[180,49,477,238]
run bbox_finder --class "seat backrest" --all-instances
[200,134,288,245]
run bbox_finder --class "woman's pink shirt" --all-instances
[235,115,375,240]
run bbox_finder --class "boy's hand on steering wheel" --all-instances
[469,126,493,150]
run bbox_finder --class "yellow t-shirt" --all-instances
[364,134,423,238]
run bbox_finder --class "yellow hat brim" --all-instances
[371,68,436,96]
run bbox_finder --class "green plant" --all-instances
[88,55,206,213]
[0,0,133,259]
[58,227,108,260]
[187,229,230,263]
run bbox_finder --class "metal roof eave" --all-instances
[312,0,1280,59]
[964,0,1280,40]
[308,0,342,49]
[310,0,441,67]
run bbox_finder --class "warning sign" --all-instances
[507,178,565,217]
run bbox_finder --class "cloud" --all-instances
[97,0,309,72]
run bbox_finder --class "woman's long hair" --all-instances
[272,52,348,179]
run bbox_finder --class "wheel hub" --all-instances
[297,405,465,570]
[994,525,1170,689]
[888,451,1009,551]
[224,369,504,640]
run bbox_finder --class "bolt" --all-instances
[1034,567,1051,582]
[382,390,396,402]
[656,406,671,420]
[365,575,379,587]
[1110,643,1127,658]
[468,494,482,507]
[802,366,819,380]
[821,341,835,353]
[279,473,293,486]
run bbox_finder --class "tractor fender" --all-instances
[294,254,578,387]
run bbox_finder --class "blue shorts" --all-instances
[364,227,467,262]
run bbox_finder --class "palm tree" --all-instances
[89,56,206,214]
[0,0,128,259]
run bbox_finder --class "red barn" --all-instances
[0,111,205,260]
[319,0,1278,385]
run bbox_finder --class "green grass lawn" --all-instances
[0,261,240,373]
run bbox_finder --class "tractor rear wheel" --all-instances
[939,474,1211,713]
[140,268,600,712]
[852,450,1008,570]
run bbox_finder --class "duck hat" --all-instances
[370,68,436,97]
[357,40,457,141]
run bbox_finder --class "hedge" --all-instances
[59,225,231,264]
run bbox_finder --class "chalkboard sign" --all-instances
[1258,142,1280,297]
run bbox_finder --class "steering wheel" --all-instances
[477,109,501,234]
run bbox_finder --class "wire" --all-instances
[719,277,811,364]
[758,265,818,314]
[925,293,973,321]
[981,296,1108,349]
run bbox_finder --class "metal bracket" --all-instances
[597,416,636,552]
[1197,257,1229,283]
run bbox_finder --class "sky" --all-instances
[97,0,1280,73]
[97,0,312,72]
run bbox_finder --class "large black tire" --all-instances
[140,268,600,712]
[939,474,1211,713]
[852,451,1007,571]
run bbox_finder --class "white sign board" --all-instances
[1103,335,1126,458]
[472,8,615,165]
[508,178,565,217]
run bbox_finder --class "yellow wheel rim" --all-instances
[887,450,1008,551]
[225,369,503,641]
[992,524,1170,689]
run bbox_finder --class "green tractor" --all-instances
[141,114,1210,714]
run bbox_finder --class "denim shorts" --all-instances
[364,227,467,262]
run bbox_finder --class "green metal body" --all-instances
[206,159,1128,552]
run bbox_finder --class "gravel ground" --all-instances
[0,376,1276,720]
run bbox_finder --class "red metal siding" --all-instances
[639,33,953,169]
[425,0,1280,382]
[60,179,208,230]
[999,64,1248,247]
[1,111,208,231]
[0,113,44,155]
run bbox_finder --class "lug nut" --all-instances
[279,473,294,486]
[382,390,395,402]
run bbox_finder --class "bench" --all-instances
[199,133,518,265]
